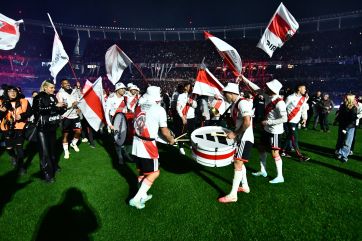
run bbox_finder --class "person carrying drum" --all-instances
[129,86,175,209]
[241,75,287,184]
[104,82,128,164]
[218,83,254,203]
[56,79,82,159]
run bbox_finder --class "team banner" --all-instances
[204,31,242,77]
[257,2,299,57]
[0,13,23,50]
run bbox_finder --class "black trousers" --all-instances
[319,113,329,131]
[4,130,25,170]
[38,130,57,179]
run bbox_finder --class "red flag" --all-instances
[193,68,224,97]
[0,13,23,50]
[257,3,299,57]
[78,77,106,131]
[205,31,242,77]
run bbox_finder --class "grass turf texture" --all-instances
[0,123,361,241]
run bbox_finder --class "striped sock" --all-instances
[63,143,69,151]
[274,155,283,178]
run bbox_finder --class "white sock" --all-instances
[72,138,79,146]
[274,156,283,178]
[241,165,248,188]
[63,143,69,152]
[133,178,152,201]
[260,152,267,173]
[230,169,243,197]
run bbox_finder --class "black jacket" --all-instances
[336,104,357,129]
[32,92,66,130]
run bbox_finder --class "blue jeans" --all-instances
[337,127,355,161]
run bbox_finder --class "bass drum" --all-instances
[113,113,128,146]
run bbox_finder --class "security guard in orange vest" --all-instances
[0,86,32,175]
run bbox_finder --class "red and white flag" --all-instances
[82,79,92,94]
[257,3,299,58]
[0,13,23,50]
[105,44,133,85]
[204,31,242,77]
[193,67,224,97]
[78,77,106,131]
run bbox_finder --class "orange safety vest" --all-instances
[0,98,29,131]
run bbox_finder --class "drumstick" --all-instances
[210,132,227,137]
[174,133,188,141]
[175,139,190,142]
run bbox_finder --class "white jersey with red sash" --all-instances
[104,94,127,127]
[127,94,139,113]
[132,102,168,159]
[285,93,308,124]
[177,93,197,119]
[263,95,287,134]
[231,97,254,143]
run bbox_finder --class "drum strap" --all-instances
[134,133,155,141]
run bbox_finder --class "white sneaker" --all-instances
[70,143,80,152]
[179,148,185,155]
[64,150,70,159]
[129,198,145,209]
[269,176,284,184]
[82,138,88,143]
[252,171,267,177]
[141,194,153,204]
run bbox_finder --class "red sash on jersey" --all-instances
[129,95,139,112]
[287,96,306,122]
[181,95,193,117]
[134,106,158,159]
[213,99,223,110]
[232,98,243,123]
[264,98,283,119]
[116,96,128,114]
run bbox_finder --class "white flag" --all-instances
[105,44,133,85]
[49,34,69,83]
[257,3,299,58]
[78,77,106,131]
[0,13,23,50]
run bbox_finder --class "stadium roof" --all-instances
[2,0,362,28]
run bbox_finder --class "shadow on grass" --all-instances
[32,187,100,241]
[308,159,362,180]
[299,141,336,158]
[159,143,232,196]
[97,134,138,203]
[0,169,32,216]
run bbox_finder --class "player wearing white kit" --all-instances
[242,76,287,184]
[129,86,175,209]
[218,83,254,203]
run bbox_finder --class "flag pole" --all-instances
[47,13,79,83]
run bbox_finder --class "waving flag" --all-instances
[193,67,224,97]
[49,34,69,82]
[0,13,23,50]
[204,31,242,77]
[257,3,299,57]
[47,13,69,83]
[105,44,133,85]
[78,77,106,131]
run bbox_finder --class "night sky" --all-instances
[2,0,362,28]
